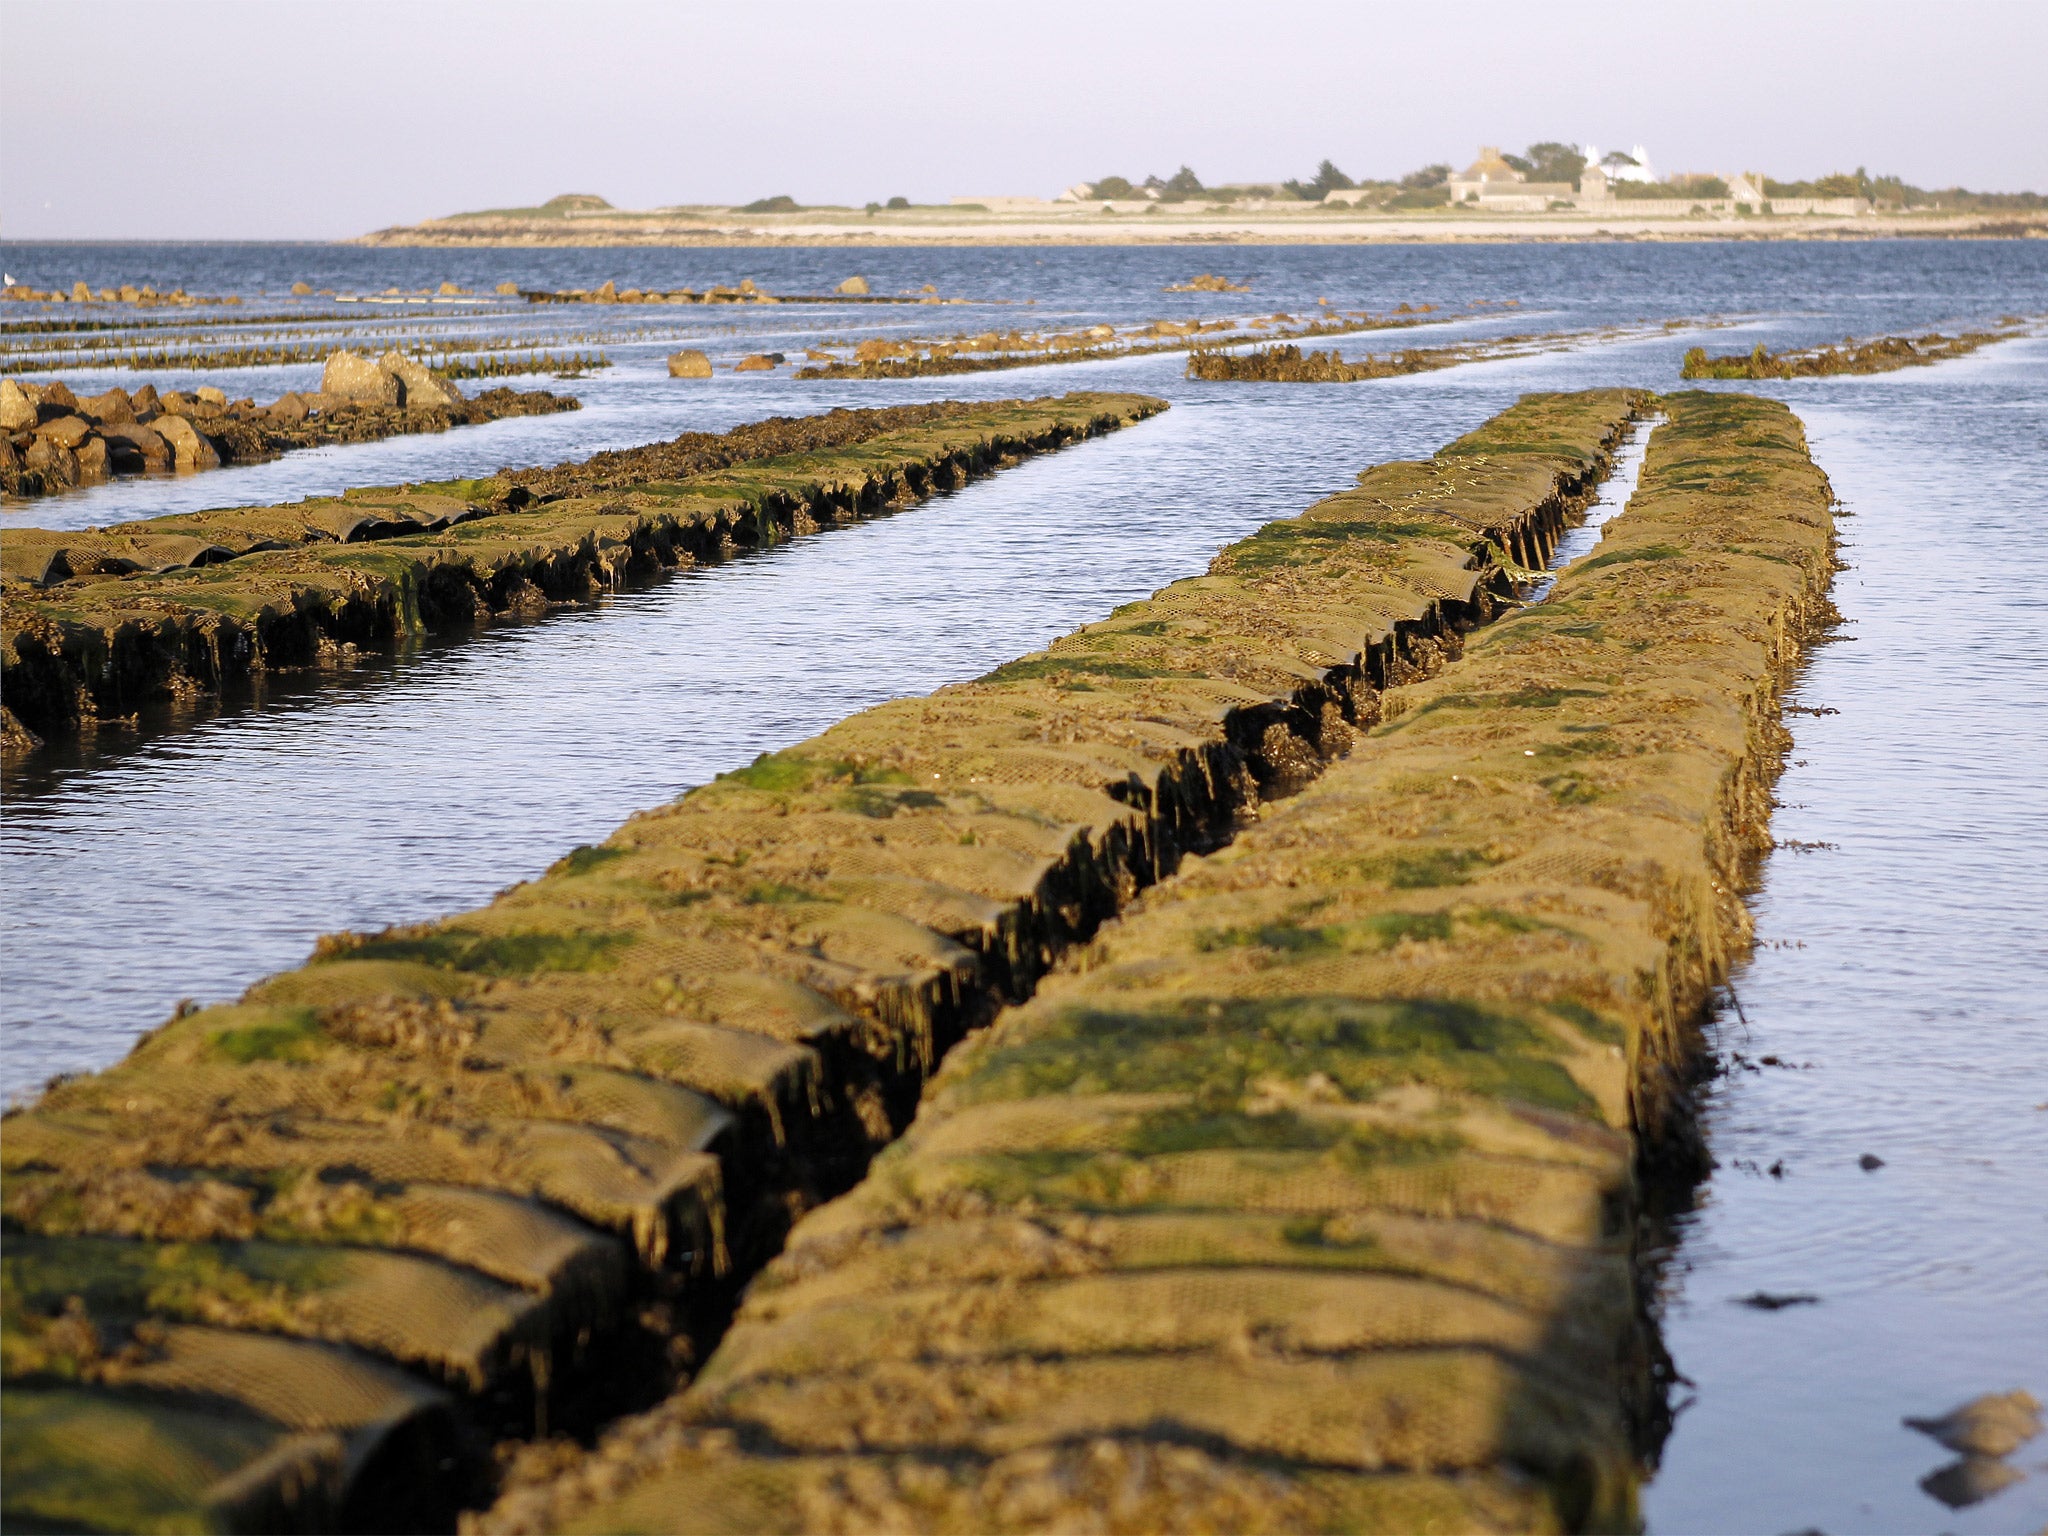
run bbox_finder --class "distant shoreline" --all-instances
[355,206,2048,249]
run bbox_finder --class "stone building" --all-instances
[1444,147,1575,211]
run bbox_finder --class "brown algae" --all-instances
[1679,324,2027,378]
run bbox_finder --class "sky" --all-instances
[4,0,2045,241]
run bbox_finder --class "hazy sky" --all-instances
[5,0,2044,240]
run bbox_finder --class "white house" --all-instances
[1584,144,1659,184]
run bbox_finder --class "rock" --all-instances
[1858,1152,1885,1170]
[290,281,313,296]
[2,706,43,756]
[152,412,222,471]
[438,281,465,295]
[118,285,140,302]
[667,350,713,379]
[129,384,161,416]
[269,392,309,423]
[733,353,781,372]
[37,415,93,450]
[24,437,78,485]
[82,388,135,425]
[496,281,519,295]
[1734,1291,1819,1310]
[592,280,618,302]
[1905,1390,2042,1458]
[71,281,92,303]
[322,349,402,405]
[195,386,227,407]
[377,350,464,410]
[74,435,111,482]
[298,391,343,413]
[0,380,34,431]
[40,381,78,411]
[102,421,170,468]
[836,275,870,295]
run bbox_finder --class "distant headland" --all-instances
[361,147,2045,247]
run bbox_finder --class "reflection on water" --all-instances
[3,241,2046,1527]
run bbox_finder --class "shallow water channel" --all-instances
[4,240,2045,1529]
[1643,339,2048,1535]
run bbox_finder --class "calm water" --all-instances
[4,240,2045,1531]
[1644,338,2048,1536]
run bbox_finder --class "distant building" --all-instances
[1583,144,1659,184]
[1446,147,1574,211]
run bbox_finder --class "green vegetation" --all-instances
[738,195,800,213]
[1613,174,1731,200]
[1764,167,2045,211]
[1281,159,1355,201]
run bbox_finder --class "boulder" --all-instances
[152,412,222,471]
[377,350,465,410]
[129,384,161,416]
[102,422,170,468]
[322,349,402,405]
[290,281,313,296]
[37,415,93,450]
[835,274,870,295]
[0,380,35,431]
[24,437,77,485]
[118,285,140,302]
[667,349,713,379]
[74,435,111,482]
[592,280,618,302]
[733,353,780,372]
[195,386,227,407]
[83,387,136,425]
[269,392,309,423]
[495,281,519,295]
[438,281,465,296]
[40,381,78,410]
[70,281,91,303]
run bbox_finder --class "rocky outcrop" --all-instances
[835,275,870,295]
[1,281,237,306]
[149,413,222,471]
[667,349,713,379]
[320,349,403,405]
[380,350,467,410]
